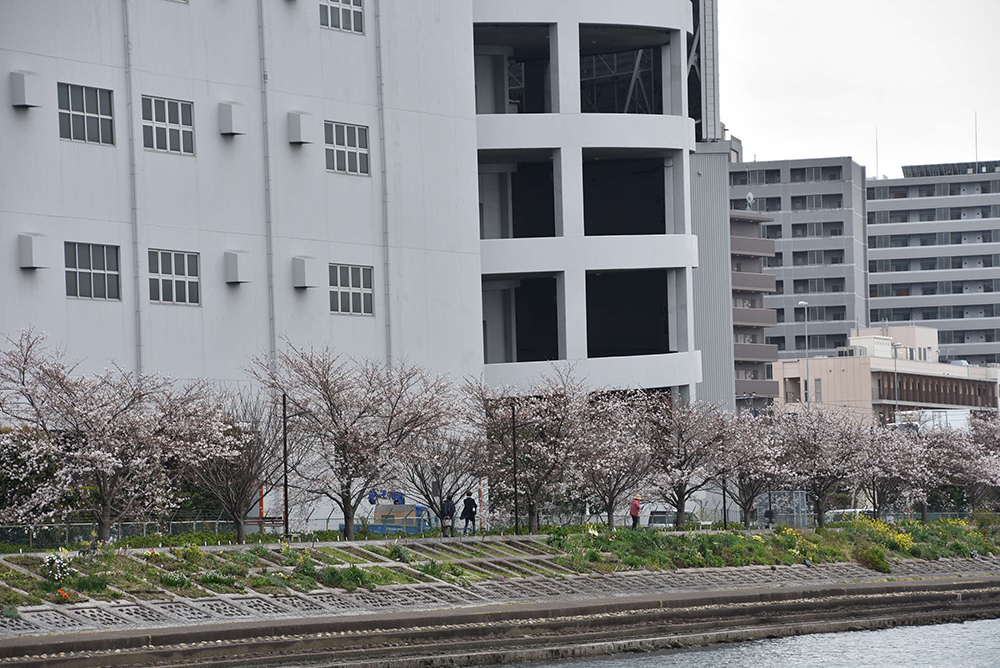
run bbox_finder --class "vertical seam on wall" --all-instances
[258,0,278,370]
[122,0,143,375]
[374,0,393,365]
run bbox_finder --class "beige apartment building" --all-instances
[772,325,999,423]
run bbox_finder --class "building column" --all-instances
[559,269,588,361]
[555,146,584,238]
[550,21,580,115]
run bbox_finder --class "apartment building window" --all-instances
[766,336,784,351]
[814,379,823,403]
[141,96,194,155]
[730,169,779,186]
[320,0,364,33]
[917,185,935,198]
[765,254,783,268]
[774,280,783,294]
[764,225,782,239]
[868,211,889,225]
[149,250,200,305]
[325,122,370,175]
[330,264,374,315]
[58,83,114,145]
[731,197,780,212]
[867,186,888,200]
[65,242,121,300]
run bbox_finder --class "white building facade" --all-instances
[2,0,702,395]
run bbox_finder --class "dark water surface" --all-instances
[273,618,1000,667]
[506,618,1000,668]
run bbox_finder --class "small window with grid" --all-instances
[320,0,363,33]
[58,83,114,145]
[149,250,200,305]
[65,242,121,300]
[141,96,194,155]
[329,264,373,315]
[325,122,370,175]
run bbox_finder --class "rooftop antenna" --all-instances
[746,191,754,212]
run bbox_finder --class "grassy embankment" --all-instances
[0,515,997,618]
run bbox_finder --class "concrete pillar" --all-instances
[560,269,588,361]
[551,21,580,115]
[556,146,584,238]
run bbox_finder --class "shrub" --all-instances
[855,545,891,573]
[41,553,73,583]
[159,573,191,588]
[198,573,236,587]
[388,545,412,563]
[218,562,249,577]
[74,575,108,592]
[2,605,20,619]
[416,560,443,579]
[295,559,316,578]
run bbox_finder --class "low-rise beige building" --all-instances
[772,325,999,423]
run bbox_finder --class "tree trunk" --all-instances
[528,505,539,535]
[675,498,687,530]
[98,505,112,543]
[235,518,246,545]
[343,504,355,541]
[606,497,616,531]
[920,501,929,522]
[814,496,826,528]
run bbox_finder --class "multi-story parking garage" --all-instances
[2,0,705,395]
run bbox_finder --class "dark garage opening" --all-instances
[584,158,665,236]
[587,269,669,358]
[512,161,555,237]
[515,276,559,362]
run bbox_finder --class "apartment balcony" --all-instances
[735,378,780,398]
[733,342,779,362]
[731,271,775,292]
[732,307,777,327]
[730,235,775,258]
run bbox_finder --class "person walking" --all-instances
[629,494,642,529]
[440,495,457,537]
[460,490,477,536]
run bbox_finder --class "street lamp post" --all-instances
[511,401,520,536]
[282,393,289,538]
[798,300,810,410]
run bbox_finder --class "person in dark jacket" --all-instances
[460,490,477,536]
[440,495,457,537]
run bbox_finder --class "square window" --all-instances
[148,248,201,306]
[325,120,370,176]
[59,83,115,146]
[65,243,120,301]
[141,95,195,155]
[329,263,374,316]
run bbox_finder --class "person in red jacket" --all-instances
[629,495,641,529]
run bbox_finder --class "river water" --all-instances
[505,618,1000,668]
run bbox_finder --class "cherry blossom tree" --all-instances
[713,409,787,526]
[251,342,452,540]
[397,429,485,519]
[779,407,864,527]
[0,328,229,542]
[646,395,727,529]
[851,421,931,519]
[572,391,652,530]
[184,391,288,544]
[466,366,588,534]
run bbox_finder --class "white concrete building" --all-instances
[2,0,702,396]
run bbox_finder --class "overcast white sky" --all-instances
[717,0,1000,178]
